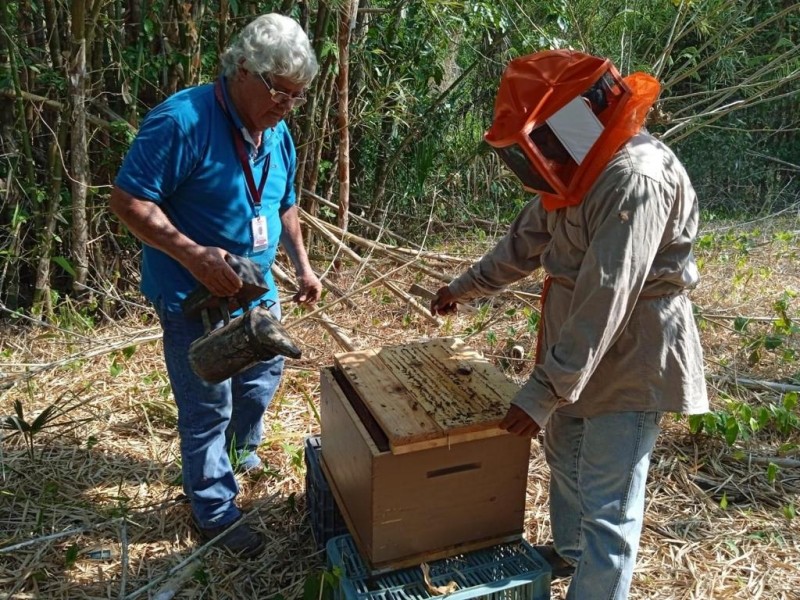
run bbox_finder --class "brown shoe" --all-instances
[194,516,266,559]
[533,544,576,579]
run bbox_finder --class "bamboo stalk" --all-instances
[285,258,423,329]
[664,47,800,141]
[151,559,202,600]
[122,504,273,600]
[665,4,800,90]
[698,312,790,323]
[308,56,337,196]
[300,209,541,307]
[308,213,456,281]
[740,455,800,469]
[42,0,64,70]
[302,211,441,325]
[303,188,421,249]
[0,165,23,306]
[303,209,466,265]
[335,0,357,233]
[32,111,68,317]
[67,0,89,294]
[272,261,356,309]
[317,313,356,352]
[712,376,800,395]
[0,88,134,130]
[3,35,35,186]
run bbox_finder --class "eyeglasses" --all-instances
[257,73,307,108]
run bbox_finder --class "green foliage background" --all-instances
[0,0,798,314]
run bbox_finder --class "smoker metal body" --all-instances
[188,304,301,384]
[181,255,302,384]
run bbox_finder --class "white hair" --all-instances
[220,14,318,85]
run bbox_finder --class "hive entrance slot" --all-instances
[426,462,482,478]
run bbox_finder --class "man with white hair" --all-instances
[110,14,320,557]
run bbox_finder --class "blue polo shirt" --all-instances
[115,77,297,313]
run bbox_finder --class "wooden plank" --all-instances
[430,337,520,417]
[377,338,519,434]
[378,341,490,424]
[370,433,530,568]
[334,349,443,449]
[319,368,378,554]
[385,426,508,455]
[334,338,520,451]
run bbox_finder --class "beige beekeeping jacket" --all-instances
[449,132,709,427]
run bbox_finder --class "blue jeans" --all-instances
[156,302,285,528]
[544,410,662,600]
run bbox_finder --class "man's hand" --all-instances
[500,404,541,437]
[187,247,242,298]
[430,285,459,315]
[294,272,322,306]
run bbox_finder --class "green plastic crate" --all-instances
[326,534,550,600]
[305,436,349,549]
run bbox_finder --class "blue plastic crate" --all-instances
[305,436,349,549]
[326,534,550,600]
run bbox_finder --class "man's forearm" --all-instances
[279,205,313,275]
[110,187,242,297]
[110,187,202,267]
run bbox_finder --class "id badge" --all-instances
[251,215,268,252]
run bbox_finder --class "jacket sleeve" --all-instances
[513,169,675,427]
[448,199,550,301]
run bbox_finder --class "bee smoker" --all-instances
[182,255,302,384]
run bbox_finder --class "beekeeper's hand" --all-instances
[430,286,459,315]
[500,404,541,437]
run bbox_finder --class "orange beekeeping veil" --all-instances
[485,50,661,210]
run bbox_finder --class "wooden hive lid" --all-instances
[333,337,521,454]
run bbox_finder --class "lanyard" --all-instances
[214,79,270,211]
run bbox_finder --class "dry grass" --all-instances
[1,214,798,599]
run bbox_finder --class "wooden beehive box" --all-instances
[320,337,531,571]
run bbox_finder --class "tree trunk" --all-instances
[69,0,89,295]
[0,168,23,309]
[335,0,357,233]
[297,52,334,214]
[32,113,68,316]
[296,0,332,213]
[348,5,369,187]
[307,61,337,197]
[217,0,229,58]
[179,0,205,86]
[42,0,64,70]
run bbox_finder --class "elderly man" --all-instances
[110,14,321,557]
[431,50,708,598]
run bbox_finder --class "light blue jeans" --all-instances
[156,302,284,528]
[544,410,662,600]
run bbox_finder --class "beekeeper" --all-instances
[431,50,709,600]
